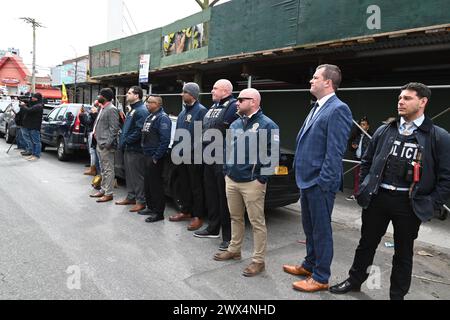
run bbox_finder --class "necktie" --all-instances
[241,115,249,128]
[305,102,319,127]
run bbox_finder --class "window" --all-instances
[91,49,121,68]
[47,107,61,121]
[56,107,68,121]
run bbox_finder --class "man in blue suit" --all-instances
[284,64,353,292]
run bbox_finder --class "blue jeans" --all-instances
[16,127,27,149]
[22,128,41,158]
[300,184,336,284]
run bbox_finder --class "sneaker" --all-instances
[219,241,230,251]
[21,151,32,156]
[193,229,220,239]
[27,156,39,161]
[346,195,356,201]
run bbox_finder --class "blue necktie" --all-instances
[306,102,319,127]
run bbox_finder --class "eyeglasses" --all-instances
[237,97,253,103]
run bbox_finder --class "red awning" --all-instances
[35,88,62,99]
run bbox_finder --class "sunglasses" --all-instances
[237,97,253,103]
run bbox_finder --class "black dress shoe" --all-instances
[145,214,164,223]
[138,208,154,216]
[329,279,361,294]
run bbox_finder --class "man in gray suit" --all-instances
[90,88,121,203]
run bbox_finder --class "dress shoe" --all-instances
[96,195,113,203]
[243,262,265,277]
[169,212,192,222]
[283,264,312,277]
[145,214,164,223]
[129,203,146,213]
[90,192,105,198]
[83,166,97,176]
[115,199,136,206]
[138,208,154,216]
[293,278,329,292]
[187,218,203,231]
[214,251,241,261]
[329,279,361,294]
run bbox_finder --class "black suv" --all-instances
[41,104,91,161]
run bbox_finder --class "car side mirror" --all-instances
[43,116,49,122]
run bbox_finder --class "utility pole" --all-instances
[20,18,45,94]
[70,46,78,103]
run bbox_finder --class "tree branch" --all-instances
[209,0,220,7]
[195,0,205,9]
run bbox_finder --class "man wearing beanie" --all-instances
[90,88,121,203]
[169,82,208,231]
[19,92,44,161]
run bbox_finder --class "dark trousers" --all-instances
[175,164,204,218]
[144,157,165,215]
[349,188,422,300]
[204,164,231,242]
[300,185,336,284]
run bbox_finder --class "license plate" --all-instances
[275,166,288,175]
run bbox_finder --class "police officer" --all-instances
[140,95,172,223]
[330,83,450,300]
[193,79,238,252]
[116,86,150,212]
[169,82,208,231]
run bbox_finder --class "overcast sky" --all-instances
[1,0,230,75]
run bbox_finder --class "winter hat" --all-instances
[182,82,200,100]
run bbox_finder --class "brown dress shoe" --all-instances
[169,213,192,222]
[115,199,136,206]
[90,192,104,198]
[83,166,96,176]
[96,195,114,203]
[283,265,313,277]
[243,262,265,277]
[293,278,329,292]
[187,217,203,231]
[129,203,146,213]
[214,251,241,261]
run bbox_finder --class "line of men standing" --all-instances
[85,80,280,277]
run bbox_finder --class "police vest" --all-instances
[202,98,236,136]
[141,110,167,148]
[382,133,421,188]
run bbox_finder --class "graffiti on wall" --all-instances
[163,24,204,57]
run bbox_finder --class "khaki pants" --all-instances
[225,176,267,264]
[97,146,116,196]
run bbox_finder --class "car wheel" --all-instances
[57,138,69,161]
[5,126,14,144]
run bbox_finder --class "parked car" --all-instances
[0,102,18,144]
[114,116,300,209]
[41,104,92,161]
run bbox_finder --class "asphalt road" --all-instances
[0,139,449,300]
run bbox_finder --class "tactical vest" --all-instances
[382,133,421,188]
[141,110,165,148]
[202,98,236,136]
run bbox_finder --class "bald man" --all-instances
[193,79,239,252]
[214,88,280,278]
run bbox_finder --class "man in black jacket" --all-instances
[330,83,450,300]
[20,93,44,161]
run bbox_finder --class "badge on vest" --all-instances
[250,123,260,133]
[186,114,192,123]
